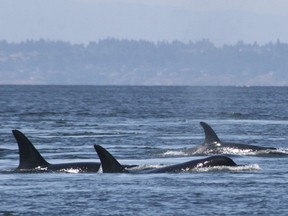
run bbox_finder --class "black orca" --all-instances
[94,145,238,174]
[12,130,101,173]
[185,122,276,155]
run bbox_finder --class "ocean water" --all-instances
[0,85,288,215]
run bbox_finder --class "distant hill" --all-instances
[0,38,288,86]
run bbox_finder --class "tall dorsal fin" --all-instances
[200,122,221,143]
[94,145,127,173]
[12,130,50,169]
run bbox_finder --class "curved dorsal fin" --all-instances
[200,122,221,143]
[94,145,127,173]
[12,130,50,169]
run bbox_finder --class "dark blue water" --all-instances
[1,86,288,215]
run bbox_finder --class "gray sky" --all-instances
[1,0,288,46]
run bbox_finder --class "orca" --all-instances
[12,129,102,173]
[185,122,276,155]
[94,145,238,174]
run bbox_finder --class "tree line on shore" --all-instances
[0,38,287,85]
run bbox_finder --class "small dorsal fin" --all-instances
[94,145,127,173]
[12,130,50,169]
[200,122,221,143]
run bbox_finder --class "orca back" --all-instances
[12,130,50,169]
[203,155,237,167]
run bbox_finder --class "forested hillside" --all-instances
[0,38,287,85]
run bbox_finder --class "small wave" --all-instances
[203,148,288,156]
[272,148,288,155]
[0,148,16,156]
[58,168,81,174]
[127,163,260,173]
[162,150,189,157]
[193,164,261,172]
[35,166,48,171]
[128,164,165,171]
[98,166,103,173]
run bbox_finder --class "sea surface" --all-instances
[0,85,288,215]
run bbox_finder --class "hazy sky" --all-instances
[1,0,288,45]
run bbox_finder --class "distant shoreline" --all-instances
[0,38,287,86]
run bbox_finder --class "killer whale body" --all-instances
[12,130,137,173]
[185,122,276,155]
[13,129,101,173]
[94,145,238,174]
